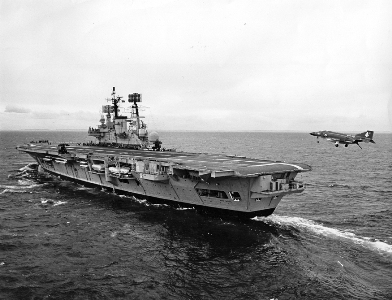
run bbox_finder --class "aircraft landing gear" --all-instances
[345,144,348,147]
[335,144,339,147]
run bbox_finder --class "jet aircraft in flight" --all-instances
[310,130,375,149]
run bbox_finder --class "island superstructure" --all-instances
[17,87,312,218]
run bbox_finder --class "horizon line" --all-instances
[1,129,391,133]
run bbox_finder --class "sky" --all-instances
[1,0,392,132]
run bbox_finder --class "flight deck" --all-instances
[19,143,311,177]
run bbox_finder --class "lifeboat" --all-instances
[108,167,130,174]
[54,158,67,164]
[92,164,105,172]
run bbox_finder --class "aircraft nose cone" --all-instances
[310,132,319,136]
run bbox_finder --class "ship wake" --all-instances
[253,215,392,256]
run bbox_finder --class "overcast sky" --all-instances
[1,0,391,132]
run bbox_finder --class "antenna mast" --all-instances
[111,87,123,118]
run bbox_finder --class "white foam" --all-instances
[151,203,169,208]
[0,188,29,194]
[135,199,148,205]
[76,186,93,191]
[18,163,37,172]
[0,181,41,190]
[253,215,392,256]
[0,185,19,189]
[26,183,41,189]
[40,198,54,204]
[53,200,67,206]
[38,198,67,206]
[129,198,168,208]
[119,194,130,198]
[18,179,34,185]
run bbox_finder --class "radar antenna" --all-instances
[128,93,142,131]
[110,87,124,118]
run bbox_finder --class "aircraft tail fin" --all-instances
[355,130,375,143]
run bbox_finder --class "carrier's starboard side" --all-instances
[17,88,312,218]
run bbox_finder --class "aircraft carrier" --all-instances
[17,88,312,218]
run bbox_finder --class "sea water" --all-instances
[0,131,391,299]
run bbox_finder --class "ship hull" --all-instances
[42,167,276,219]
[26,152,282,218]
[17,141,310,219]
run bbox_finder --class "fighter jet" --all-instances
[310,130,375,149]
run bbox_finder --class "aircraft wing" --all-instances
[326,138,340,142]
[326,137,355,144]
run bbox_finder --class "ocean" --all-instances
[1,130,391,300]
